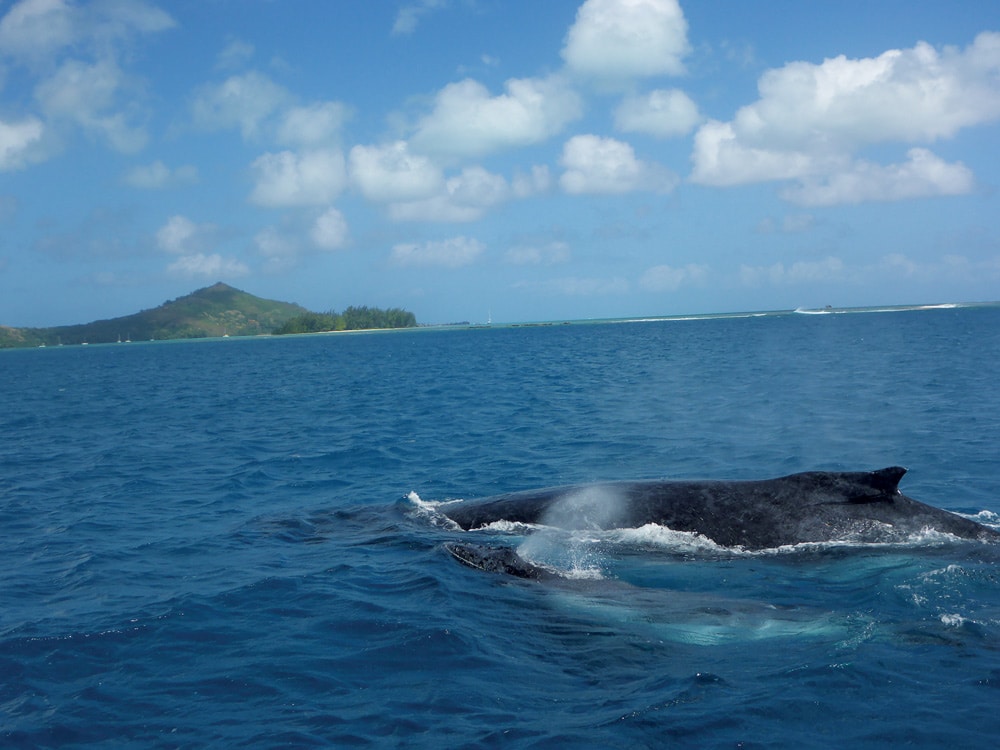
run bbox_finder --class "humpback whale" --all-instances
[441,467,999,574]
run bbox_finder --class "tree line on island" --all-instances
[273,305,417,335]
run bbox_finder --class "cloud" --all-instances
[691,120,834,186]
[0,116,45,170]
[34,57,148,152]
[0,0,174,66]
[123,160,198,188]
[410,75,583,159]
[277,101,350,147]
[690,33,1000,203]
[388,166,513,222]
[167,253,249,278]
[505,241,571,265]
[614,88,700,137]
[191,71,292,140]
[512,165,552,197]
[156,215,214,255]
[561,0,690,82]
[781,148,975,206]
[0,1,174,162]
[351,149,549,222]
[156,214,245,277]
[389,236,484,268]
[255,226,295,256]
[0,0,77,65]
[734,252,1000,293]
[216,38,255,70]
[349,141,444,202]
[559,134,678,194]
[739,256,845,287]
[249,148,348,207]
[638,263,708,292]
[254,226,308,273]
[875,252,1000,283]
[391,0,447,36]
[311,207,349,250]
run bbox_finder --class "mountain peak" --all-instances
[1,285,309,347]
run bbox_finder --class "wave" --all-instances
[793,301,985,316]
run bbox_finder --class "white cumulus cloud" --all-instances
[157,214,244,278]
[249,148,347,207]
[781,148,975,206]
[388,166,511,222]
[614,88,700,137]
[34,57,148,152]
[277,101,350,147]
[389,236,485,268]
[349,141,444,203]
[690,33,1000,204]
[560,134,678,194]
[0,0,78,64]
[167,253,248,278]
[391,0,447,36]
[561,0,690,82]
[311,207,349,250]
[0,0,174,161]
[156,215,214,255]
[191,71,292,140]
[410,75,583,159]
[0,0,174,66]
[0,117,45,171]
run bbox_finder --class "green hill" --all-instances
[0,283,310,348]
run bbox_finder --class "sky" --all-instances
[1,0,999,327]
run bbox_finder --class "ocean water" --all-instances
[2,306,1000,748]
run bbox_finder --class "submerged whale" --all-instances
[441,467,999,569]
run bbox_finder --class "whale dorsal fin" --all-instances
[847,466,907,503]
[868,466,907,492]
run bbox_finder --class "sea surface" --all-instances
[2,305,1000,748]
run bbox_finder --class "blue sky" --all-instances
[1,0,999,326]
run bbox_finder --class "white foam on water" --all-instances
[940,613,971,627]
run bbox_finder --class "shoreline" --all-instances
[5,299,999,351]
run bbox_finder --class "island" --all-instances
[0,283,417,348]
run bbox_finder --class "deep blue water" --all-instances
[2,306,1000,748]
